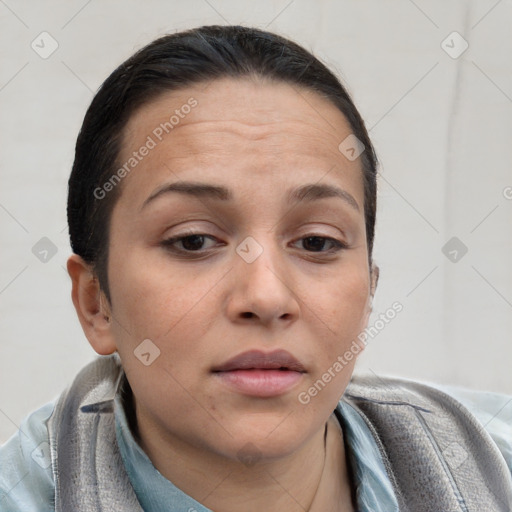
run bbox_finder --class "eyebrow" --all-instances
[288,183,360,211]
[141,181,360,212]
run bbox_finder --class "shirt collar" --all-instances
[337,399,399,511]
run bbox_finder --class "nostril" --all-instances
[241,312,254,318]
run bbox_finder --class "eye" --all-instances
[160,233,346,256]
[294,235,347,253]
[161,233,220,253]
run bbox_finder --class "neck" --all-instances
[135,406,354,512]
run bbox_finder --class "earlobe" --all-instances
[67,254,117,355]
[370,263,380,300]
[364,262,380,321]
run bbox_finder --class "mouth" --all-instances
[212,349,306,397]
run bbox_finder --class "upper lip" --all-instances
[212,349,306,373]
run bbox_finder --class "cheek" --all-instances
[108,253,214,409]
[107,246,223,383]
[321,262,370,339]
[108,247,202,337]
[303,262,370,401]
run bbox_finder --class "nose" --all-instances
[224,238,300,328]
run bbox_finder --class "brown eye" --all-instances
[302,236,328,252]
[161,233,220,253]
[296,236,346,253]
[179,234,207,251]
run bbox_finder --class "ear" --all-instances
[363,262,380,325]
[370,263,379,301]
[67,254,117,355]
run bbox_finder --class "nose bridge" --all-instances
[236,233,280,285]
[230,232,299,323]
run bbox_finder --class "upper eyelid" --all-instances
[162,233,218,244]
[164,232,343,241]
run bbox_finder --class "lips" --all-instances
[212,349,306,373]
[212,349,306,397]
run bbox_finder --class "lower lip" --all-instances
[214,369,303,397]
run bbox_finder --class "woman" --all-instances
[1,25,511,511]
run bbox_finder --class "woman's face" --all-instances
[105,77,374,461]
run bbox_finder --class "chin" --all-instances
[224,416,313,459]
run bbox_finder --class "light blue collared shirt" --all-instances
[1,380,511,511]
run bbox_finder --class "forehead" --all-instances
[116,77,364,208]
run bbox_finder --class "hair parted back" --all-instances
[67,24,378,301]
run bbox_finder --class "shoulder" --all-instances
[431,383,512,475]
[347,375,512,475]
[0,400,57,512]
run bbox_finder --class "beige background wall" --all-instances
[1,0,511,442]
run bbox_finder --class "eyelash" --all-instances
[160,232,348,256]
